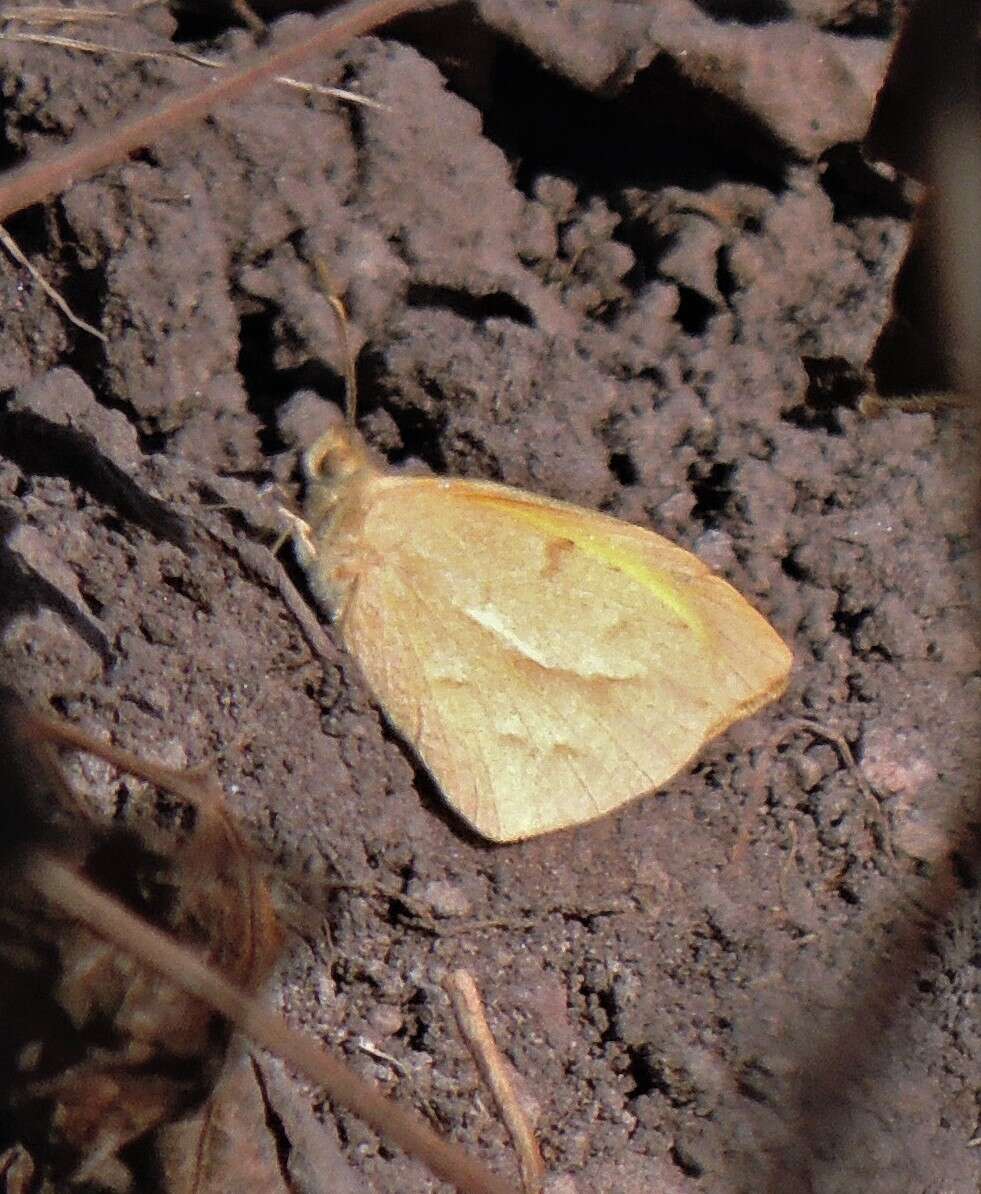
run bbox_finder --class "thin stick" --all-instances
[0,220,107,340]
[21,708,219,806]
[789,717,893,860]
[0,31,391,110]
[0,0,447,221]
[444,970,546,1194]
[731,716,892,866]
[22,853,519,1194]
[227,0,267,39]
[0,6,125,24]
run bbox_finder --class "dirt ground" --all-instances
[0,2,978,1192]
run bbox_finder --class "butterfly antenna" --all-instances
[313,256,359,428]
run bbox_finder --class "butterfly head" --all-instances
[301,416,378,530]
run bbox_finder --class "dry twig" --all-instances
[444,969,546,1194]
[0,29,390,109]
[0,220,106,340]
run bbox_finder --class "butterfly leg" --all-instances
[276,507,320,570]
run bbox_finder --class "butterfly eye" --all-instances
[306,437,333,479]
[303,425,345,481]
[303,424,370,486]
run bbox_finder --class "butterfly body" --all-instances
[289,421,792,842]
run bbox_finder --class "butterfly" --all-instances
[282,390,791,842]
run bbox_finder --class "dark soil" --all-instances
[0,2,978,1192]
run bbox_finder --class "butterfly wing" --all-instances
[328,474,791,842]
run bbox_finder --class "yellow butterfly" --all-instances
[282,384,791,842]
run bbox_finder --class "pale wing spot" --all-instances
[462,602,645,680]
